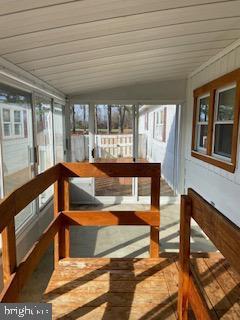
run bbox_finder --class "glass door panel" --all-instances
[34,95,54,207]
[0,83,36,229]
[94,105,134,197]
[53,103,65,163]
[70,104,93,204]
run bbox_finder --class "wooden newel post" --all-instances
[150,172,160,258]
[178,195,192,320]
[54,177,70,267]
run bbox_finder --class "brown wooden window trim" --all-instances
[191,68,240,173]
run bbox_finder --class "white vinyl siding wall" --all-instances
[184,44,240,227]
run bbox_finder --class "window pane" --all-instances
[14,110,21,122]
[214,123,233,158]
[0,83,36,229]
[3,108,10,122]
[160,110,164,124]
[110,106,120,132]
[156,112,159,124]
[14,123,21,135]
[72,104,89,134]
[217,87,236,121]
[198,124,208,149]
[95,105,108,134]
[4,123,11,136]
[199,96,209,122]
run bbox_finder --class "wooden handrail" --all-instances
[178,189,240,320]
[0,164,61,233]
[0,163,62,287]
[0,162,160,234]
[188,188,240,274]
[0,162,161,302]
[61,162,160,178]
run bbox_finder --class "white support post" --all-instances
[89,103,95,196]
[0,106,4,199]
[173,104,181,195]
[89,103,95,163]
[65,98,72,162]
[132,104,139,201]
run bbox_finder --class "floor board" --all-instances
[43,255,239,319]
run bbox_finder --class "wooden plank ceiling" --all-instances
[0,0,240,95]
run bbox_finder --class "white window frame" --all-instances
[144,113,148,131]
[1,107,24,139]
[212,84,236,162]
[195,93,210,153]
[2,108,11,138]
[13,110,22,136]
[153,108,166,142]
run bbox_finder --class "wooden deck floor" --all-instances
[43,254,240,319]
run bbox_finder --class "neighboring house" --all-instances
[0,102,33,180]
[139,105,177,191]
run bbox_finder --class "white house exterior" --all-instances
[0,102,33,184]
[183,42,240,227]
[139,105,177,192]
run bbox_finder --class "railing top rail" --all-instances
[0,164,61,233]
[62,162,160,178]
[0,162,161,233]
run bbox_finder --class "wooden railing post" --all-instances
[150,174,160,258]
[2,217,17,284]
[54,177,70,267]
[178,195,192,320]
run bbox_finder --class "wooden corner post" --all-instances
[178,195,192,320]
[150,167,160,258]
[2,217,17,284]
[54,177,70,267]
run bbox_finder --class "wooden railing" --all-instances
[178,189,240,320]
[0,162,160,302]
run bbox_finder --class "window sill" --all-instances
[191,151,235,173]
